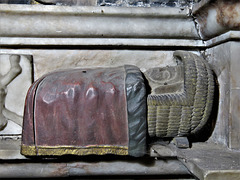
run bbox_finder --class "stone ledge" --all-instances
[205,31,240,48]
[1,31,239,48]
[0,4,199,39]
[0,4,190,16]
[151,142,240,180]
[0,137,191,178]
[177,143,240,180]
[0,37,204,47]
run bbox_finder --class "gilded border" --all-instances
[21,145,37,156]
[21,145,128,156]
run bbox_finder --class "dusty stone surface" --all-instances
[205,42,231,147]
[32,50,180,79]
[178,142,240,180]
[229,42,240,149]
[0,156,190,177]
[0,136,25,159]
[230,42,240,90]
[205,42,240,150]
[194,0,240,40]
[0,120,21,135]
[205,31,240,47]
[0,37,204,48]
[0,4,199,40]
[230,89,240,149]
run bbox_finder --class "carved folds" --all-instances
[147,51,215,138]
[21,65,147,157]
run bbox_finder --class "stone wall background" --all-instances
[0,0,201,7]
[98,0,201,7]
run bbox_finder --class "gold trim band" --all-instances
[21,145,37,156]
[21,145,128,156]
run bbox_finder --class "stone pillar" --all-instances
[206,42,240,150]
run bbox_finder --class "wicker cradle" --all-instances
[147,51,215,138]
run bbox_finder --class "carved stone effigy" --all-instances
[21,65,147,157]
[0,55,22,129]
[147,51,215,137]
[21,51,214,157]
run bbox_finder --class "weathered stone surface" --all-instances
[32,50,178,79]
[0,136,25,159]
[150,143,177,157]
[0,4,199,40]
[172,137,190,148]
[229,89,240,149]
[144,64,184,95]
[205,42,231,147]
[204,171,240,180]
[228,42,240,149]
[230,42,240,89]
[177,143,240,180]
[0,120,21,135]
[206,42,240,150]
[0,158,191,178]
[204,31,240,48]
[193,0,240,40]
[0,37,204,48]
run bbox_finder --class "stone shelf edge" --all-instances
[204,31,240,48]
[0,160,190,178]
[0,137,191,178]
[151,142,240,180]
[1,31,239,48]
[0,37,204,48]
[176,143,240,180]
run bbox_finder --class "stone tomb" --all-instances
[0,0,240,179]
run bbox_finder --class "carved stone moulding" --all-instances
[0,4,199,40]
[21,65,147,157]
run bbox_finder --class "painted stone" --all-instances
[21,65,146,157]
[146,51,215,138]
